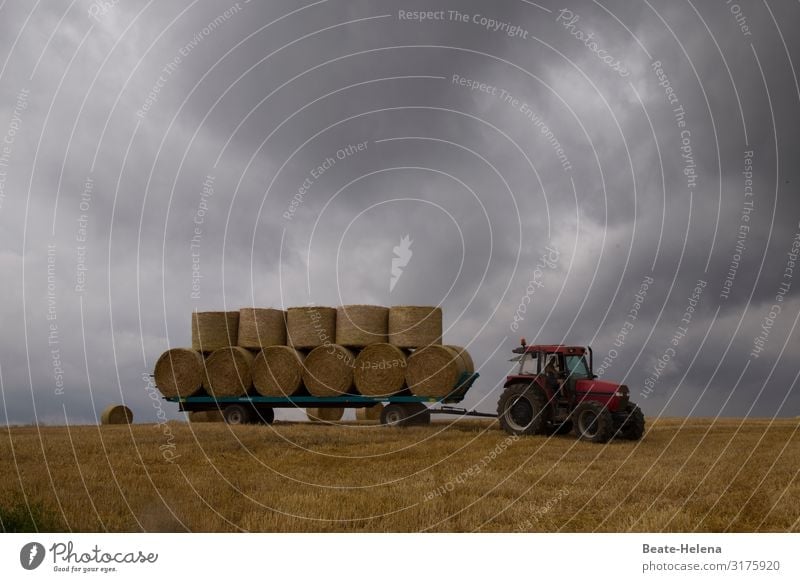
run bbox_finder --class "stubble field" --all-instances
[1,417,798,532]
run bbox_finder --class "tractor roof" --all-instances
[512,344,586,355]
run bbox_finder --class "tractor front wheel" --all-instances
[497,384,546,436]
[618,404,645,440]
[573,402,614,443]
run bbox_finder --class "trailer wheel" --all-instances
[573,402,614,443]
[381,404,409,426]
[618,404,644,440]
[255,407,275,425]
[497,383,546,436]
[223,404,251,425]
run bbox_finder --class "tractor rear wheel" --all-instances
[573,402,614,443]
[618,404,645,440]
[497,383,546,436]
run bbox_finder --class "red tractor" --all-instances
[497,340,644,443]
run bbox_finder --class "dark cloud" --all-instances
[0,0,798,424]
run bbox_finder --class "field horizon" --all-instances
[1,417,798,533]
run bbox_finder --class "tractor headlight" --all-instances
[614,386,630,409]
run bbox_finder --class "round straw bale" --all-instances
[101,404,133,425]
[302,345,355,396]
[188,410,224,423]
[335,305,388,347]
[353,343,407,396]
[387,306,443,348]
[153,348,204,398]
[306,407,344,422]
[191,311,239,352]
[237,308,286,349]
[406,345,466,397]
[202,347,254,397]
[444,345,475,374]
[355,404,383,422]
[286,306,336,349]
[252,346,305,396]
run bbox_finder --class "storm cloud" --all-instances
[0,0,798,425]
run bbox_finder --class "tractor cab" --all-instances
[498,339,644,443]
[509,341,593,405]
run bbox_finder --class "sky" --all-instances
[0,0,798,425]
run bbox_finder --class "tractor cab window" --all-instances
[565,354,591,379]
[543,354,562,373]
[517,352,538,375]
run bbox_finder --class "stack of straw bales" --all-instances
[286,307,336,349]
[303,344,356,397]
[405,344,475,398]
[202,346,254,397]
[191,311,239,352]
[336,305,388,347]
[153,304,473,417]
[353,344,407,396]
[154,348,204,398]
[238,308,286,348]
[388,306,442,347]
[253,346,305,396]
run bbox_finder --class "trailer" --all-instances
[164,371,483,426]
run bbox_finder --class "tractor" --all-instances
[497,340,644,443]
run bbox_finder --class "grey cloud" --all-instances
[0,0,798,425]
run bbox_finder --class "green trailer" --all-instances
[164,371,484,426]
